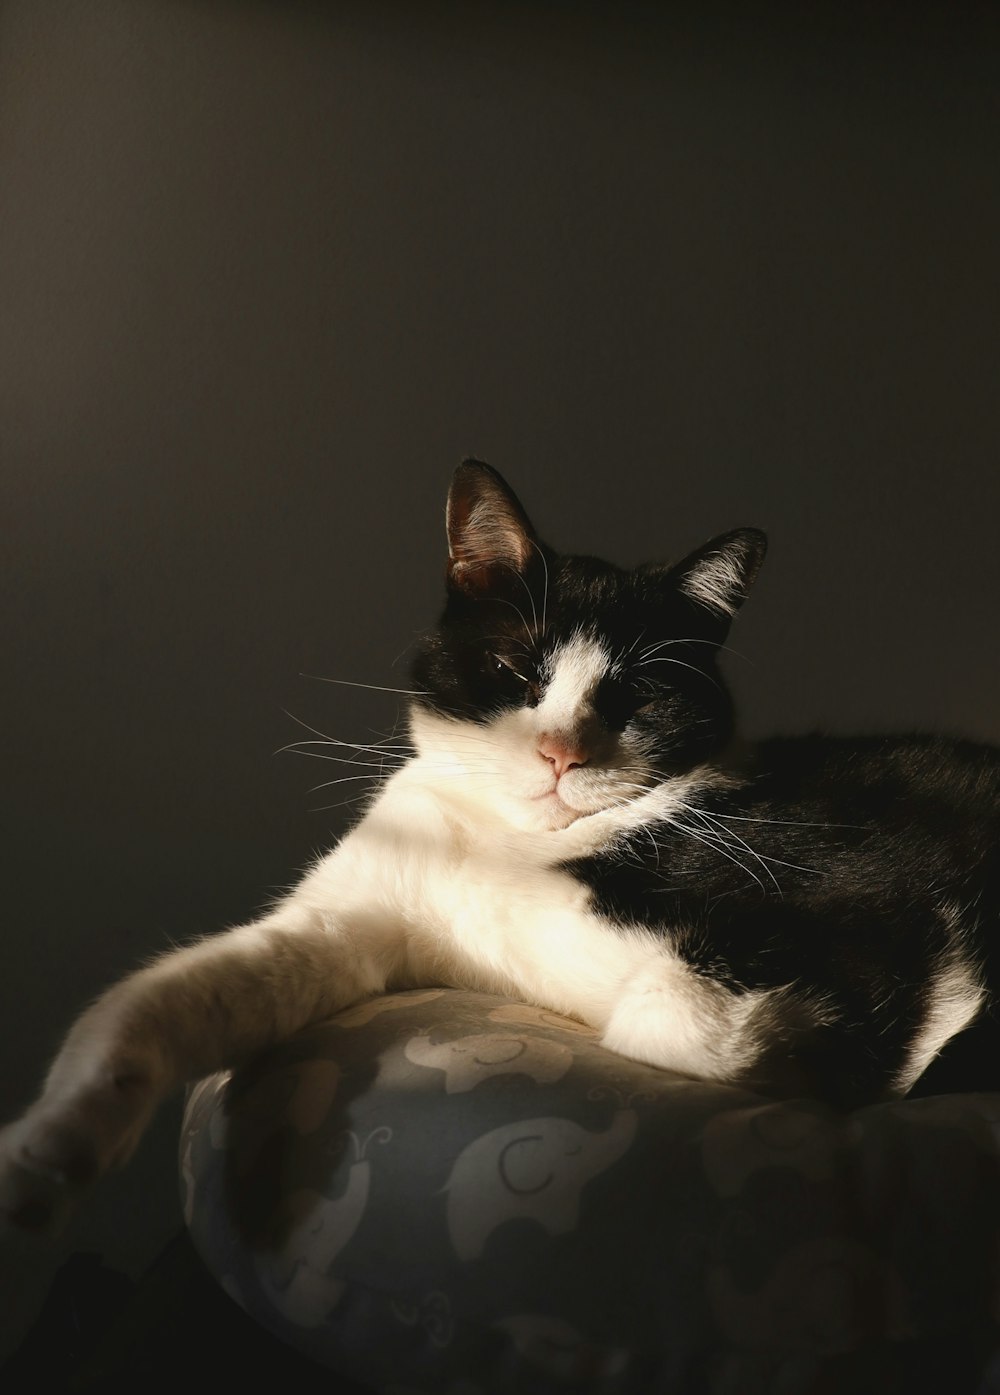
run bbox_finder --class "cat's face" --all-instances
[410,462,766,831]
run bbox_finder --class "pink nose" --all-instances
[538,737,589,779]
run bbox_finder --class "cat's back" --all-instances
[747,731,1000,836]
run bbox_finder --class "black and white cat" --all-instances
[3,460,998,1231]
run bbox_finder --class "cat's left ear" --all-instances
[446,459,540,595]
[665,528,768,621]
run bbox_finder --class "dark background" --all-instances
[2,0,999,1362]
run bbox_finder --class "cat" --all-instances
[2,458,998,1233]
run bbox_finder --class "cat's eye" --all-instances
[491,653,529,683]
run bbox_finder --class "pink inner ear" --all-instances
[447,519,533,594]
[451,503,532,571]
[448,552,525,594]
[446,465,537,589]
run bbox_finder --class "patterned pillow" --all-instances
[181,989,1000,1393]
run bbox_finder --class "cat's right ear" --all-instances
[667,528,768,621]
[446,460,539,595]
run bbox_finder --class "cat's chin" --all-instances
[538,795,586,831]
[509,791,586,832]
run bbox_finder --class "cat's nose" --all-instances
[538,736,589,778]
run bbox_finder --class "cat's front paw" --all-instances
[0,1111,100,1234]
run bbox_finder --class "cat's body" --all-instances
[2,460,998,1232]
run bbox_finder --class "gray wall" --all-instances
[2,0,999,1358]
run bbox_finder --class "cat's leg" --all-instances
[599,954,765,1082]
[0,899,405,1233]
[598,951,831,1088]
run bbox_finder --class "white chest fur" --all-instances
[292,757,779,1084]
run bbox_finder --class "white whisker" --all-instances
[529,539,550,636]
[494,597,537,648]
[634,656,724,694]
[288,751,406,770]
[668,818,767,896]
[681,803,782,894]
[278,738,409,759]
[705,810,864,831]
[637,637,751,665]
[300,675,429,697]
[309,773,392,793]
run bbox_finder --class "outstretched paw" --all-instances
[0,1112,101,1234]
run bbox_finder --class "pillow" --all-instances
[181,989,1000,1393]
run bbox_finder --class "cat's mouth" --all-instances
[530,774,633,826]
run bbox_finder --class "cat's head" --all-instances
[410,461,766,831]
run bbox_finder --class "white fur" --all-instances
[297,753,731,1051]
[536,633,612,735]
[0,642,770,1227]
[893,902,985,1093]
[679,551,744,618]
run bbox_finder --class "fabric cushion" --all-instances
[181,989,1000,1393]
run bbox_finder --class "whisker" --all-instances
[278,737,409,759]
[667,819,767,896]
[281,710,413,757]
[704,810,865,831]
[599,786,770,893]
[529,539,550,636]
[494,597,537,649]
[389,632,429,670]
[681,803,782,894]
[287,750,406,770]
[281,709,351,747]
[300,675,429,697]
[308,773,392,792]
[512,564,539,635]
[637,637,751,665]
[310,792,380,814]
[680,800,825,880]
[634,656,724,694]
